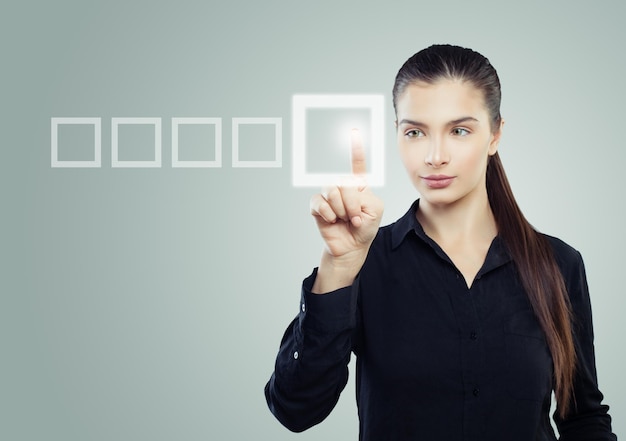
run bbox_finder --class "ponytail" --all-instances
[487,152,576,417]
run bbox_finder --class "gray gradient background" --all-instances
[1,1,623,439]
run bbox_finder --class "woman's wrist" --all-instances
[311,250,367,294]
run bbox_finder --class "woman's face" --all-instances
[395,79,502,208]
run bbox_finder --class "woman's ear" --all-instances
[488,118,505,156]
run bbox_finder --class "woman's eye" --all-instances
[452,127,469,136]
[405,129,423,138]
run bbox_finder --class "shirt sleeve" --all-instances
[264,268,358,432]
[554,250,617,440]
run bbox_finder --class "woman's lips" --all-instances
[422,175,455,189]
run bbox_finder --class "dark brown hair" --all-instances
[392,44,576,417]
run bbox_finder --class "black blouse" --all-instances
[265,200,616,440]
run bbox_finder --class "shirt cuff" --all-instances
[299,268,358,334]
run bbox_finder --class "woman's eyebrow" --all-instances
[449,116,479,126]
[398,116,480,127]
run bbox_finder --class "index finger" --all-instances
[350,128,367,176]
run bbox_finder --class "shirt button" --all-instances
[301,303,306,313]
[473,388,480,397]
[470,331,477,340]
[293,351,299,360]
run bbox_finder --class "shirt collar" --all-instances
[390,199,513,275]
[390,199,424,250]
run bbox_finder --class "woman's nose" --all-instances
[424,138,449,168]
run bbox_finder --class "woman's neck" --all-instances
[416,191,497,245]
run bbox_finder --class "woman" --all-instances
[265,44,616,440]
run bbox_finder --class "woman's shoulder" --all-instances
[540,233,589,302]
[370,200,422,250]
[540,233,584,269]
[367,221,397,254]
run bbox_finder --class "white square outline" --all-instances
[292,94,385,187]
[232,117,282,168]
[172,117,222,168]
[51,117,101,168]
[111,117,162,168]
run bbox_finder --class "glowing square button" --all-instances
[292,94,385,187]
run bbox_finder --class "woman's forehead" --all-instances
[396,80,488,121]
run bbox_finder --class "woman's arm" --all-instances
[264,270,359,432]
[265,130,383,431]
[553,246,617,440]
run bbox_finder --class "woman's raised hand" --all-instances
[309,129,384,293]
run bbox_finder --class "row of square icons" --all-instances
[51,117,282,169]
[51,94,386,187]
